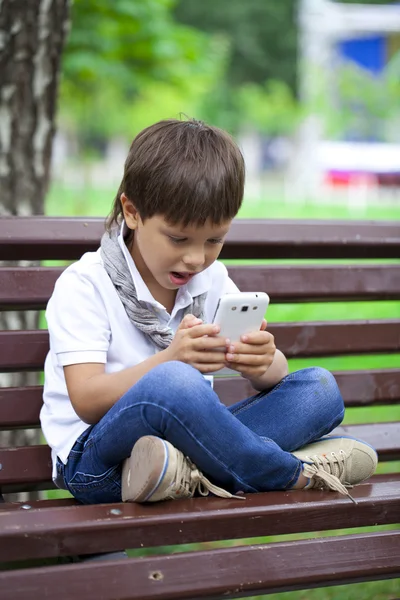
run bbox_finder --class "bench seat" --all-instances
[0,217,399,599]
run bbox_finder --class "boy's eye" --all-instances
[208,238,223,245]
[169,236,187,244]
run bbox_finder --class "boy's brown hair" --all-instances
[107,118,245,231]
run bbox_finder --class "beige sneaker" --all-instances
[292,436,378,503]
[121,435,244,502]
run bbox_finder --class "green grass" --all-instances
[44,183,400,600]
[46,183,400,221]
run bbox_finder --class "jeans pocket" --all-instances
[68,465,122,504]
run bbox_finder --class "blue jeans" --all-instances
[57,362,345,504]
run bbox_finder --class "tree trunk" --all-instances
[0,0,70,501]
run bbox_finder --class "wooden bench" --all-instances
[0,216,399,599]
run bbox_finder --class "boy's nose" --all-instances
[183,251,205,269]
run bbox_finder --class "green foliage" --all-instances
[174,0,298,91]
[63,0,207,91]
[237,80,301,136]
[59,0,303,143]
[59,0,219,146]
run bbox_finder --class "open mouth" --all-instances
[169,271,195,285]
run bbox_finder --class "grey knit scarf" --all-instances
[100,227,207,350]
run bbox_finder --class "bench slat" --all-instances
[2,471,398,511]
[1,369,399,429]
[0,217,399,260]
[229,264,400,302]
[1,321,399,371]
[0,386,43,428]
[0,530,399,599]
[0,423,398,492]
[0,476,399,562]
[1,265,400,310]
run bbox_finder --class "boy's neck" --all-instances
[153,288,177,315]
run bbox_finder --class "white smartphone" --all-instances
[210,292,270,375]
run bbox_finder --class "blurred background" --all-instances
[49,0,400,222]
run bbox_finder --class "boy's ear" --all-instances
[121,193,140,230]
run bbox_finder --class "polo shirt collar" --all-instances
[117,221,212,310]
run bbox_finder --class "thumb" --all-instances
[260,319,267,331]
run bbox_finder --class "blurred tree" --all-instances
[0,0,70,502]
[60,0,215,148]
[174,0,298,92]
[173,0,302,136]
[0,0,69,214]
[237,80,302,137]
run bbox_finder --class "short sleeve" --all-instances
[46,266,111,367]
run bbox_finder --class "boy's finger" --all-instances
[225,353,265,365]
[188,323,221,338]
[227,341,272,356]
[195,351,226,363]
[193,335,228,350]
[239,330,273,345]
[260,319,267,331]
[178,314,202,330]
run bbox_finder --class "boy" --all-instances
[41,118,377,505]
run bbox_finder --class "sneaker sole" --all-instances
[121,436,169,502]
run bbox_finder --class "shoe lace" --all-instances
[302,450,357,504]
[174,452,245,500]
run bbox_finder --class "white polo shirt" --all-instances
[41,223,239,480]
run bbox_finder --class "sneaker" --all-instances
[121,435,244,502]
[292,436,378,503]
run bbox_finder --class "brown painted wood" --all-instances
[2,264,400,310]
[0,217,399,260]
[1,321,399,372]
[1,369,399,430]
[0,445,52,489]
[0,330,49,371]
[228,264,400,301]
[333,369,400,407]
[0,530,399,599]
[0,476,399,562]
[272,320,400,357]
[0,423,398,493]
[1,472,397,512]
[0,386,43,429]
[0,267,62,310]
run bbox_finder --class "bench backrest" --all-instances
[0,217,399,496]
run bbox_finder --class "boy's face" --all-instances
[122,196,232,295]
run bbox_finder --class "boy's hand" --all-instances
[224,320,276,380]
[165,314,227,373]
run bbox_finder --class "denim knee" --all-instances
[139,361,213,408]
[302,366,345,425]
[147,360,206,390]
[132,361,218,433]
